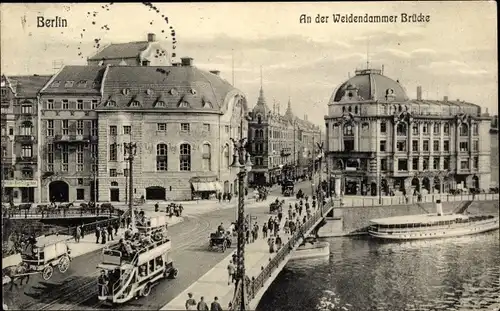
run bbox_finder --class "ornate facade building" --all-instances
[1,74,51,203]
[325,68,492,196]
[96,57,248,201]
[248,79,321,186]
[39,66,104,203]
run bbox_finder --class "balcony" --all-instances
[326,151,376,158]
[16,156,36,164]
[15,135,36,143]
[280,148,291,157]
[53,134,90,145]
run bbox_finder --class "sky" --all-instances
[1,2,497,126]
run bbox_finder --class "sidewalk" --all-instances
[47,212,184,260]
[161,204,311,310]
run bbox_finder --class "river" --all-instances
[258,230,500,311]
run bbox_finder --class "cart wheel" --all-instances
[169,268,178,279]
[141,283,151,297]
[42,266,54,280]
[58,255,70,273]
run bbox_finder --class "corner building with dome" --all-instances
[324,68,493,197]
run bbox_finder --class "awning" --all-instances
[192,181,221,192]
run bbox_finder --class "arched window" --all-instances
[343,124,353,136]
[342,106,346,113]
[460,123,468,136]
[179,143,191,171]
[397,123,407,136]
[156,143,168,171]
[202,143,211,171]
[354,106,358,114]
[257,115,262,124]
[224,144,230,169]
[398,105,402,112]
[348,106,352,113]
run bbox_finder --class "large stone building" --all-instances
[1,74,51,203]
[96,57,248,201]
[248,80,321,186]
[325,68,492,197]
[38,66,104,203]
[87,33,171,67]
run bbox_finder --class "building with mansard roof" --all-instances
[96,57,249,201]
[1,74,51,203]
[38,66,104,203]
[87,33,171,67]
[325,67,492,197]
[247,75,321,186]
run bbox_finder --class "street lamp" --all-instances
[124,142,137,231]
[316,142,324,216]
[230,136,252,311]
[91,155,98,203]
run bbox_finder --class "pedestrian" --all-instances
[227,260,236,285]
[155,202,159,212]
[179,204,184,216]
[262,222,268,238]
[278,210,283,223]
[288,205,293,219]
[303,215,307,225]
[245,227,250,244]
[80,224,85,239]
[227,193,232,203]
[197,296,209,310]
[210,296,223,311]
[253,222,259,240]
[218,192,222,203]
[107,223,114,241]
[113,221,119,235]
[101,228,107,244]
[185,293,197,310]
[267,236,275,253]
[75,226,81,243]
[95,226,101,244]
[276,235,282,250]
[284,218,290,234]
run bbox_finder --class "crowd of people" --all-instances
[185,293,224,310]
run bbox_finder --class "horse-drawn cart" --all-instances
[209,232,233,252]
[20,235,72,280]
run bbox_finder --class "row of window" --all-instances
[380,156,479,171]
[108,123,229,135]
[45,120,98,136]
[49,80,99,89]
[378,139,479,153]
[379,122,478,136]
[45,99,99,110]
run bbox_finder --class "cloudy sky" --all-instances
[1,2,497,125]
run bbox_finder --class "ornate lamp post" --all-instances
[230,136,252,311]
[123,142,137,230]
[316,142,324,216]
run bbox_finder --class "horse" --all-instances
[58,202,74,210]
[4,263,30,290]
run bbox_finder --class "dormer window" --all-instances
[107,100,117,107]
[146,89,153,95]
[77,80,87,88]
[203,101,212,109]
[122,88,130,95]
[169,88,178,96]
[190,89,197,95]
[179,101,190,108]
[64,81,74,88]
[155,101,166,107]
[92,81,100,88]
[130,101,140,107]
[50,81,61,88]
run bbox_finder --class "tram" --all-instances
[97,215,178,304]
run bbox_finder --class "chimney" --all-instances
[416,86,422,100]
[147,33,156,42]
[456,98,460,102]
[181,57,193,66]
[443,96,448,102]
[209,70,220,76]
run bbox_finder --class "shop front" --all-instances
[190,176,222,200]
[2,179,37,203]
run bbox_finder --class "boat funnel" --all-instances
[435,199,443,216]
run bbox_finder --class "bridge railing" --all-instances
[2,208,122,219]
[329,193,499,208]
[231,203,333,309]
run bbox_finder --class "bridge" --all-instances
[232,202,333,310]
[2,209,123,220]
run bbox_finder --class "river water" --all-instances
[258,230,500,311]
